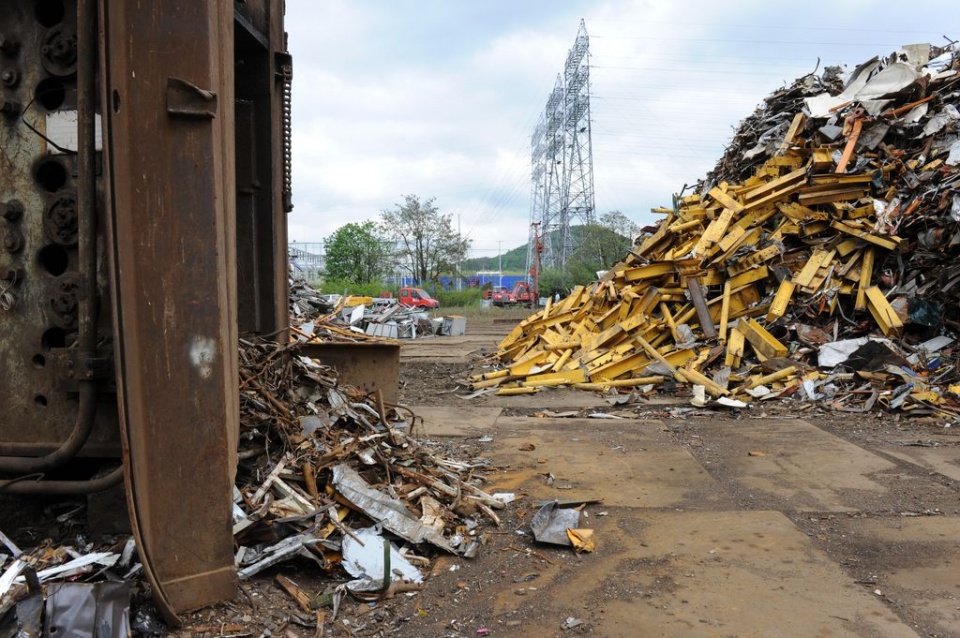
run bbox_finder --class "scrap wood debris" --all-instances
[474,42,960,418]
[234,337,505,590]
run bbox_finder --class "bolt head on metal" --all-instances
[2,201,23,222]
[0,36,20,56]
[0,69,18,87]
[1,100,21,117]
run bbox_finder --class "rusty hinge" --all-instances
[166,77,218,119]
[275,51,293,80]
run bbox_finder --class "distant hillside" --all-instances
[462,244,528,273]
[463,225,630,274]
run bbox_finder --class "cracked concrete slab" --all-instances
[831,516,960,637]
[486,417,731,509]
[411,405,502,437]
[695,419,898,512]
[882,441,960,483]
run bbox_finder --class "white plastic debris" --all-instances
[341,527,423,592]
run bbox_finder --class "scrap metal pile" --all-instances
[289,280,451,341]
[233,337,506,594]
[0,297,496,632]
[476,43,960,416]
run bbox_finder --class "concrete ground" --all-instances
[396,319,960,638]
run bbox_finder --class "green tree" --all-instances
[572,211,639,271]
[324,221,387,284]
[537,211,640,296]
[380,195,470,285]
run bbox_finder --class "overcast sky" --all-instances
[286,0,959,260]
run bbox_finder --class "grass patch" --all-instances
[437,305,536,323]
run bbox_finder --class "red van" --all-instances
[398,287,440,309]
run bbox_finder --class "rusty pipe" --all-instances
[0,0,99,477]
[0,465,124,495]
[76,0,98,357]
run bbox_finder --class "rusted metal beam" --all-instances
[100,0,239,623]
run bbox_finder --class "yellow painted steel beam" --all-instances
[865,286,903,335]
[718,280,732,343]
[727,245,782,276]
[707,186,745,213]
[660,302,681,343]
[522,368,589,388]
[830,220,900,251]
[741,366,799,390]
[497,386,539,396]
[574,376,666,391]
[623,262,675,282]
[793,249,836,287]
[725,326,745,368]
[676,367,729,397]
[739,318,788,359]
[856,247,874,311]
[766,279,796,322]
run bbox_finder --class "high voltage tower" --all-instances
[528,19,595,275]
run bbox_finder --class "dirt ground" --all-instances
[4,313,960,637]
[385,357,960,638]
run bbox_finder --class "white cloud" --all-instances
[285,0,960,256]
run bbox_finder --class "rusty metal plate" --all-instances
[0,0,119,461]
[99,0,238,622]
[300,342,401,404]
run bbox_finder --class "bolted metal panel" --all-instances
[99,0,238,622]
[0,0,119,461]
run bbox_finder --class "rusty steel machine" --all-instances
[0,0,292,622]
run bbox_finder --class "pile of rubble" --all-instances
[290,280,464,341]
[476,42,960,417]
[233,336,508,593]
[0,299,495,633]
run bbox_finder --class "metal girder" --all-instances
[99,0,238,623]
